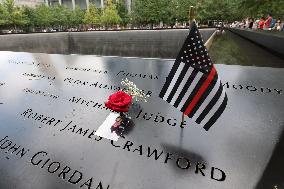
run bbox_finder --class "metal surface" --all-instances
[0,51,284,189]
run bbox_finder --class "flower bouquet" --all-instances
[105,78,149,136]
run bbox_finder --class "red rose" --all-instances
[105,91,132,112]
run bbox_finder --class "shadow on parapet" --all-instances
[255,124,284,189]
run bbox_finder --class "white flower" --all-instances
[121,78,149,102]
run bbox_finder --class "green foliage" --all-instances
[174,0,194,22]
[21,6,36,32]
[116,1,129,26]
[0,0,283,32]
[101,0,121,27]
[195,0,232,21]
[237,0,284,19]
[70,5,84,28]
[1,0,29,30]
[132,0,191,26]
[0,3,5,26]
[132,0,164,25]
[83,3,100,26]
[51,4,71,29]
[131,0,283,25]
[22,6,35,27]
[34,4,53,28]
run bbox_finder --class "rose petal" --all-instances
[105,91,132,112]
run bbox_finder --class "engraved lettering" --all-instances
[68,170,83,184]
[211,167,226,181]
[16,148,29,158]
[58,166,71,179]
[123,141,133,151]
[164,152,174,164]
[48,162,61,173]
[176,157,191,169]
[147,147,163,160]
[195,162,206,176]
[31,151,48,166]
[133,145,143,155]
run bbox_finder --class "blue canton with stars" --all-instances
[176,23,213,73]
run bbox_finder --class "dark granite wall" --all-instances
[228,28,284,57]
[0,29,215,58]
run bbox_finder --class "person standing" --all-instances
[249,18,254,29]
[258,17,265,30]
[275,18,281,31]
[264,13,273,29]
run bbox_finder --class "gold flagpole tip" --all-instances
[189,6,195,25]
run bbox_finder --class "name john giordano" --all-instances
[0,136,110,189]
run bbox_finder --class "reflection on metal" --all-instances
[0,51,283,189]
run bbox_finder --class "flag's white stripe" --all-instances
[192,78,220,120]
[177,71,203,110]
[200,89,226,126]
[170,67,194,106]
[162,62,185,101]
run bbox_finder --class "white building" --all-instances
[0,0,44,7]
[47,0,132,11]
[0,0,132,11]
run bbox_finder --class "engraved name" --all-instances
[0,136,30,160]
[22,73,55,82]
[63,77,153,97]
[66,67,108,74]
[8,59,50,68]
[222,82,282,95]
[31,151,110,189]
[116,70,159,80]
[20,109,226,182]
[23,88,59,99]
[0,135,110,189]
[68,95,188,128]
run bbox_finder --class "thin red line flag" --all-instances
[159,22,228,131]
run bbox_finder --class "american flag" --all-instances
[159,22,228,131]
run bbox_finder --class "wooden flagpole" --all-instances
[189,6,195,25]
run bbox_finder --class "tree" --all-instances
[116,1,129,27]
[199,0,231,21]
[132,0,173,27]
[70,5,84,29]
[1,0,29,31]
[34,4,53,29]
[83,3,100,26]
[0,3,6,27]
[22,6,35,32]
[175,0,194,22]
[51,4,71,31]
[237,0,284,19]
[101,0,121,28]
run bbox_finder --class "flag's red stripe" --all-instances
[184,67,216,116]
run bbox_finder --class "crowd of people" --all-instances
[230,14,283,31]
